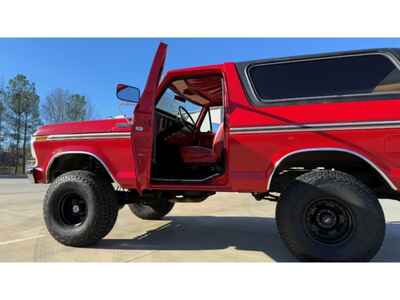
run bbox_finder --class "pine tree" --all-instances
[4,74,41,174]
[0,89,5,149]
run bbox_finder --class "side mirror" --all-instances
[116,84,140,103]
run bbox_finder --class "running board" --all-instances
[151,173,221,183]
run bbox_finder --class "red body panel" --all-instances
[224,62,400,191]
[33,118,136,188]
[131,42,167,192]
[37,118,130,135]
[31,49,400,193]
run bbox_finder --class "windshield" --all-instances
[156,88,202,122]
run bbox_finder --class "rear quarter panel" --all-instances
[224,62,400,192]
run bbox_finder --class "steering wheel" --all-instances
[178,106,196,132]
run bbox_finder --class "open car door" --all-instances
[131,42,167,192]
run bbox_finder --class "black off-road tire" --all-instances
[276,170,385,262]
[43,170,118,247]
[128,195,174,220]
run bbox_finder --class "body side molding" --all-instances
[231,120,400,134]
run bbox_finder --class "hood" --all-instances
[34,118,131,136]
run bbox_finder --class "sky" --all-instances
[1,38,400,119]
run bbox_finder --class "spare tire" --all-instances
[128,193,174,220]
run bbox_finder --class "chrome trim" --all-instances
[30,136,38,167]
[231,120,400,134]
[266,148,397,191]
[46,151,120,185]
[244,52,400,103]
[45,132,131,141]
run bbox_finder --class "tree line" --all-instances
[0,74,94,175]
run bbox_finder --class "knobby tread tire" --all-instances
[276,170,385,262]
[43,170,118,247]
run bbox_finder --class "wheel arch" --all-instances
[46,151,119,184]
[267,147,397,192]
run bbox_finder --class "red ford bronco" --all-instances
[29,43,400,261]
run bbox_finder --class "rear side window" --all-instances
[248,53,400,102]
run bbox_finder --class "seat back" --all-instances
[212,122,224,159]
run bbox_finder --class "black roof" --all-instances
[237,48,400,66]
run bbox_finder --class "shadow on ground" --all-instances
[374,221,400,262]
[93,216,400,262]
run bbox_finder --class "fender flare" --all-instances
[46,151,119,185]
[266,147,397,191]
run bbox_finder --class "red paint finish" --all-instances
[33,117,134,186]
[33,135,136,187]
[36,118,131,136]
[224,62,400,191]
[31,45,400,194]
[131,42,167,192]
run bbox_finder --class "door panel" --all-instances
[132,42,167,192]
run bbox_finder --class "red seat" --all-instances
[180,123,224,164]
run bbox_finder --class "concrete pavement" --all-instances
[1,178,400,262]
